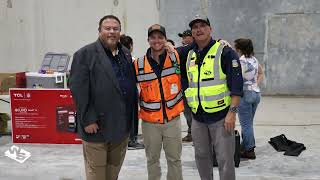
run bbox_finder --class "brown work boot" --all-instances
[182,133,192,142]
[241,149,256,159]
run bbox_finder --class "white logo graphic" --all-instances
[13,93,24,98]
[13,93,32,99]
[4,145,31,163]
[59,94,68,98]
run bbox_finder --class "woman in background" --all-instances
[234,38,264,159]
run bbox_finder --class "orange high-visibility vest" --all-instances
[134,50,184,123]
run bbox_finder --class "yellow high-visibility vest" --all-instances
[184,42,231,113]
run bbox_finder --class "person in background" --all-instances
[120,34,134,54]
[69,15,137,180]
[167,39,176,47]
[178,29,194,46]
[177,29,194,142]
[234,38,264,159]
[120,34,145,150]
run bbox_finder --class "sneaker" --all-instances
[128,141,145,150]
[241,149,256,159]
[182,133,192,142]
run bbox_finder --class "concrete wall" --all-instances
[0,0,159,72]
[266,13,320,95]
[1,0,319,95]
[161,0,320,95]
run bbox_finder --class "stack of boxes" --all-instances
[0,72,26,95]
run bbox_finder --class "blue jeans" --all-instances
[238,90,261,151]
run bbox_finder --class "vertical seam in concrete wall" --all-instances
[200,0,208,16]
[110,0,116,14]
[122,0,127,33]
[7,0,12,8]
[29,0,36,72]
[263,14,270,90]
[156,0,160,10]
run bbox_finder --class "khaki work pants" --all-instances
[142,116,183,180]
[82,137,128,180]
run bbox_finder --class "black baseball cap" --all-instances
[178,30,192,37]
[148,24,166,38]
[189,14,211,28]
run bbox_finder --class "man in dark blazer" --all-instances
[69,15,137,180]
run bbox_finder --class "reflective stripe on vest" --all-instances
[137,73,157,82]
[188,79,227,88]
[162,66,176,76]
[187,44,224,88]
[186,96,194,104]
[139,100,161,110]
[169,52,178,65]
[138,56,145,74]
[185,42,231,113]
[136,53,178,82]
[201,91,231,101]
[166,90,183,108]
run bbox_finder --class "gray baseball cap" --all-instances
[189,14,211,28]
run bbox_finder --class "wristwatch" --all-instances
[229,106,239,113]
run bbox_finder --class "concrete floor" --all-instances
[0,96,320,180]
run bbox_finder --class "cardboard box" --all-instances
[10,89,81,144]
[0,72,26,95]
[0,113,10,134]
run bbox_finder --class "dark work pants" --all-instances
[183,96,192,134]
[130,102,139,142]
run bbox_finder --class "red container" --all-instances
[16,72,26,88]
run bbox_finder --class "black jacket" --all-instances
[69,39,138,143]
[269,134,306,156]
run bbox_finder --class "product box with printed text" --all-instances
[10,89,81,144]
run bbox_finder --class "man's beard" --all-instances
[101,37,118,49]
